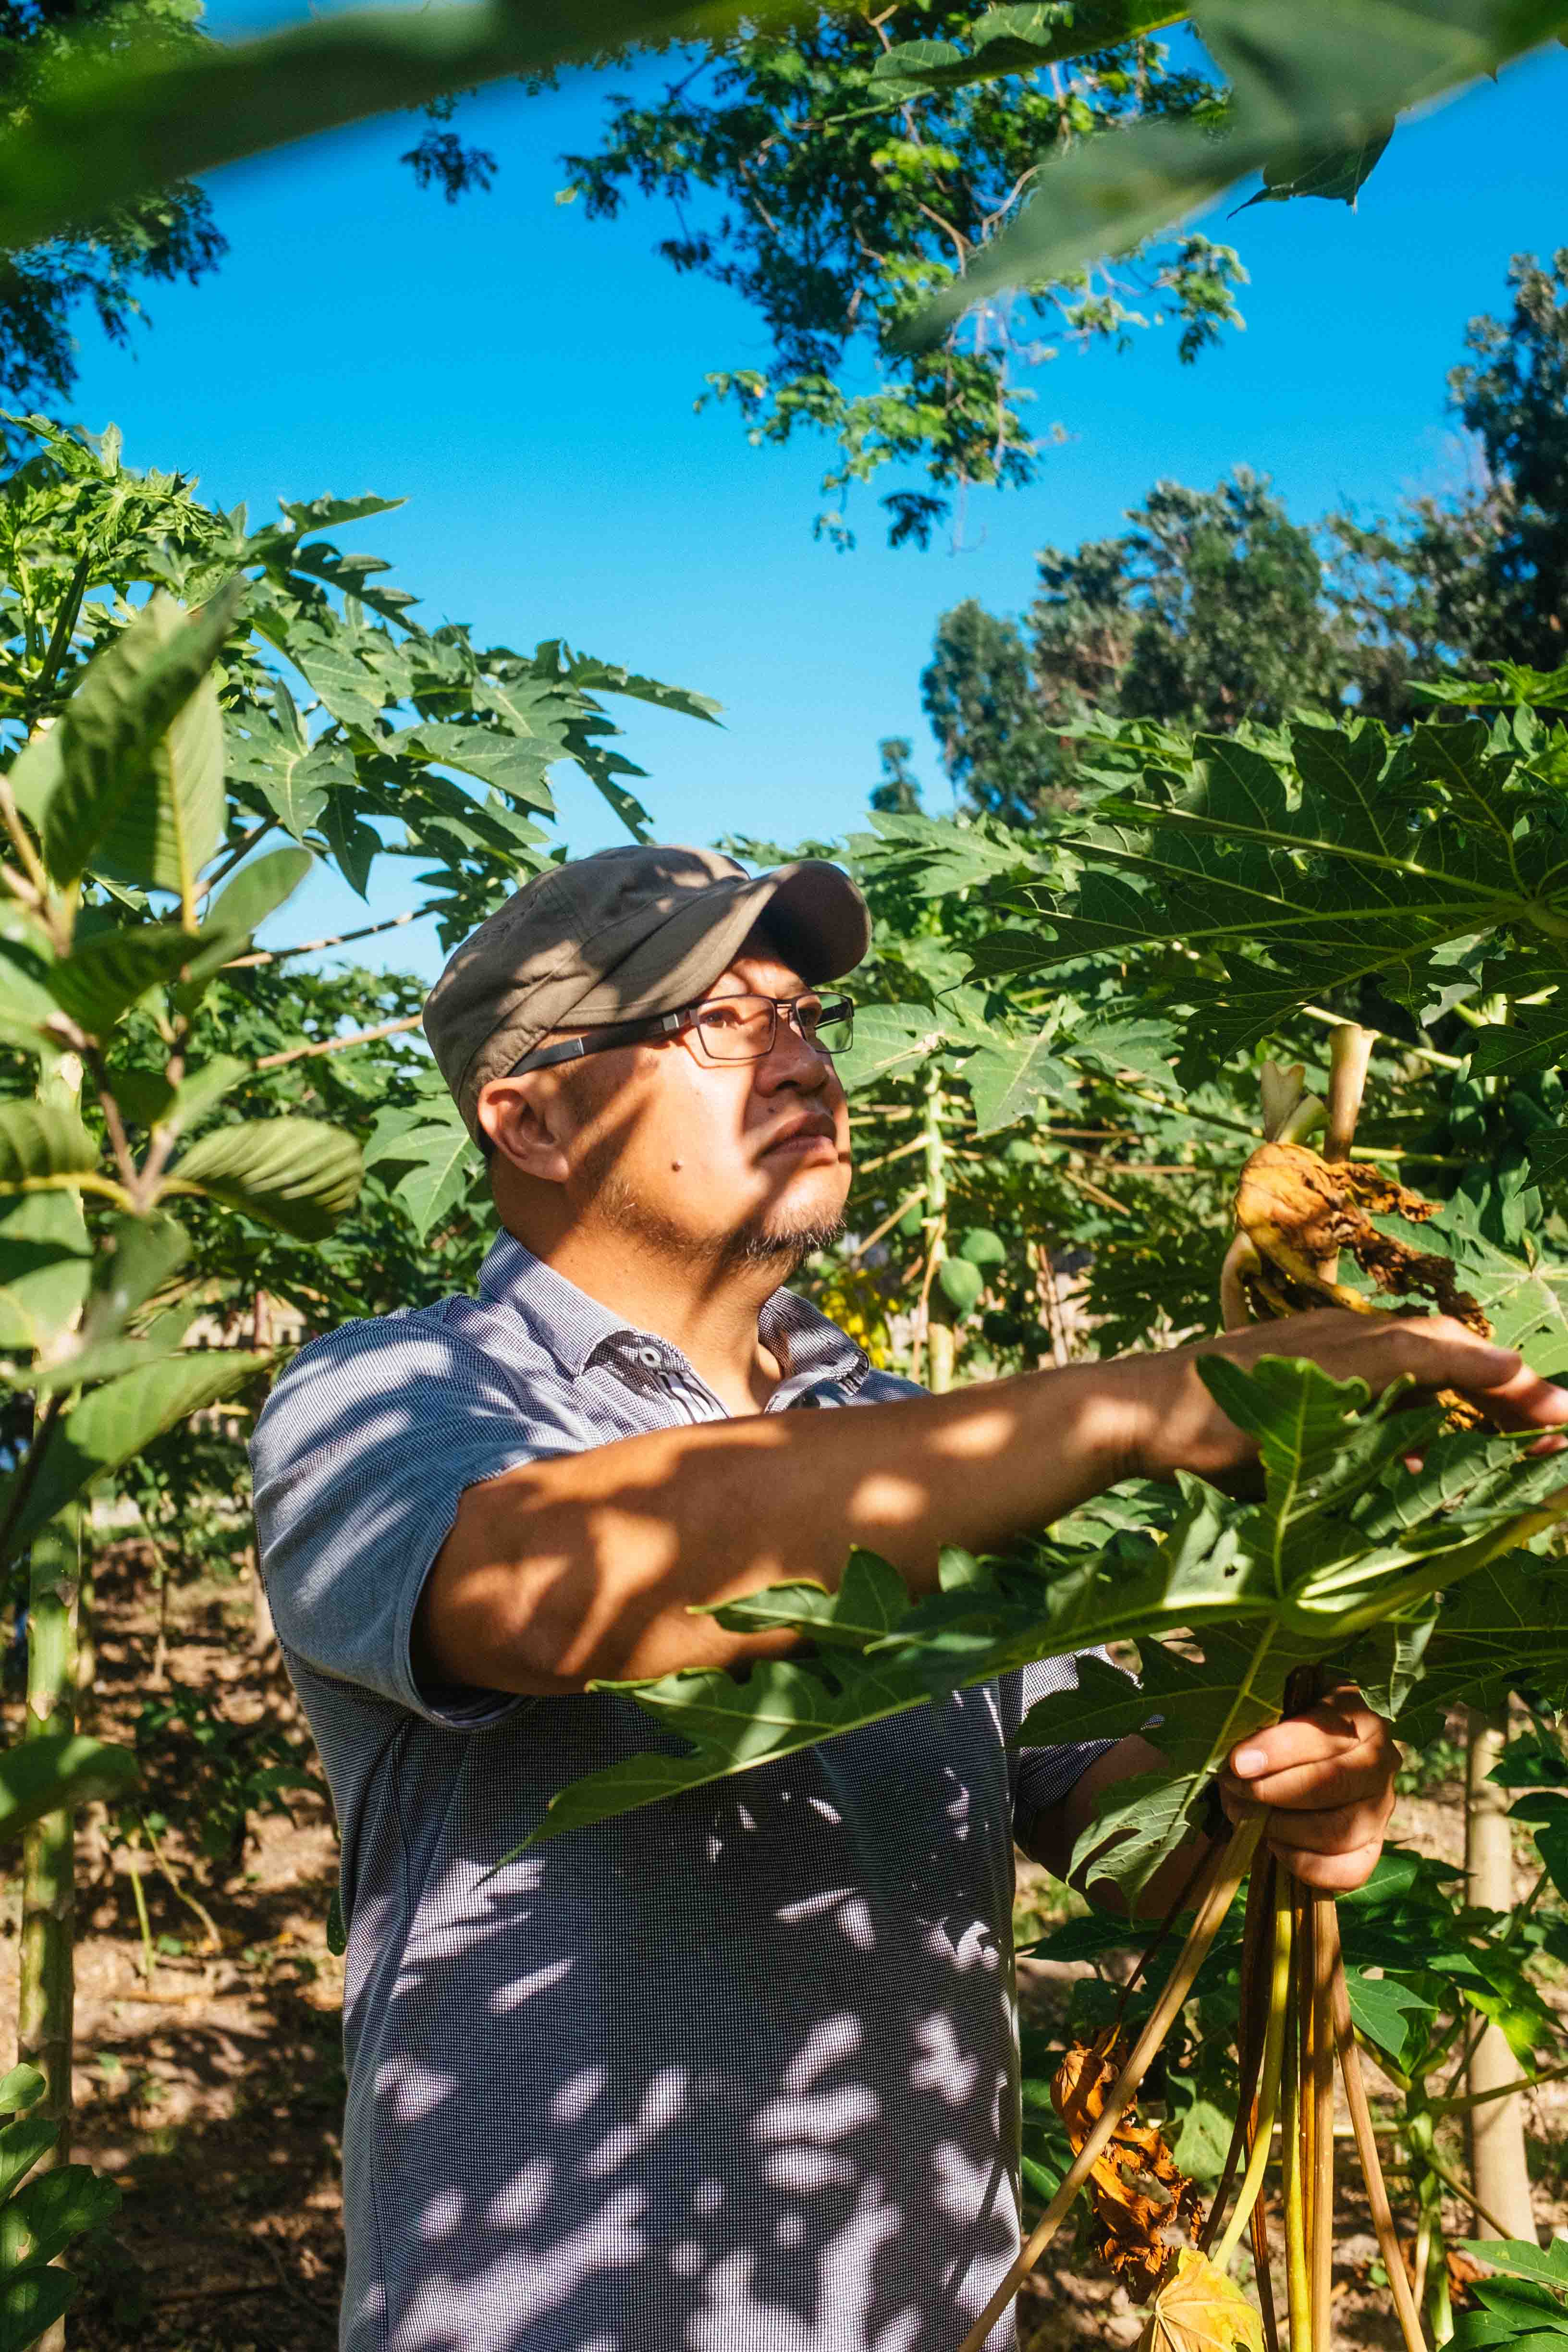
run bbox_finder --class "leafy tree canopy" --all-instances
[919,256,1568,821]
[0,0,223,427]
[558,8,1241,547]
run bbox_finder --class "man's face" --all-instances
[519,943,854,1271]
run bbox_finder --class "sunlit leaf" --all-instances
[171,1116,362,1239]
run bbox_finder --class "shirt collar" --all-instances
[477,1227,870,1398]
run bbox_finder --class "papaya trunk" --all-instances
[18,1504,81,2352]
[1464,1705,1537,2242]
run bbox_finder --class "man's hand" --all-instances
[1219,1689,1398,1892]
[1117,1307,1568,1484]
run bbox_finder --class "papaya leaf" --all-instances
[527,1359,1568,1872]
[833,1004,947,1094]
[364,1095,476,1241]
[962,1030,1075,1134]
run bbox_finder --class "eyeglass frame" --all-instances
[499,988,856,1082]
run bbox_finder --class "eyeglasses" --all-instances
[506,990,855,1078]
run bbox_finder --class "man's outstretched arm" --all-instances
[416,1308,1566,1698]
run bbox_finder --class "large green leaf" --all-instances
[0,2163,120,2272]
[870,1,1185,99]
[364,1097,478,1242]
[962,1029,1075,1134]
[0,1194,91,1352]
[523,1358,1568,1880]
[170,1116,362,1238]
[0,909,61,1060]
[44,923,198,1037]
[0,1734,138,1847]
[0,1351,265,1565]
[0,1104,98,1193]
[402,723,558,811]
[0,2261,77,2352]
[171,844,314,1008]
[226,707,346,842]
[970,713,1568,1055]
[44,582,245,896]
[905,0,1568,348]
[0,2120,55,2206]
[832,1004,948,1094]
[0,0,753,255]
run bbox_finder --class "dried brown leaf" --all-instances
[1053,2029,1202,2296]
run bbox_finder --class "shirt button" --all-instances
[637,1347,662,1369]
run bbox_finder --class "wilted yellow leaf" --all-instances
[1140,2248,1265,2352]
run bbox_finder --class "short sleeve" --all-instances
[1000,1651,1135,1864]
[249,1313,578,1729]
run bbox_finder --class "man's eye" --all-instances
[699,1004,745,1028]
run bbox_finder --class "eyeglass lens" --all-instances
[692,994,852,1061]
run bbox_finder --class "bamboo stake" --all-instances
[1323,1904,1428,2352]
[957,1818,1265,2352]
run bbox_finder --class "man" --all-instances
[251,845,1566,2352]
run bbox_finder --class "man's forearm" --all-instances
[418,1357,1139,1695]
[1033,1735,1213,1920]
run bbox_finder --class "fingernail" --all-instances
[1232,1745,1267,1777]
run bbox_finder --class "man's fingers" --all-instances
[1271,1834,1384,1894]
[1227,1699,1384,1790]
[1466,1356,1568,1433]
[1233,1794,1391,1854]
[1221,1752,1393,1814]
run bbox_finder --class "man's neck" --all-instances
[508,1220,788,1415]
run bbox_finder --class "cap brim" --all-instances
[565,858,870,1027]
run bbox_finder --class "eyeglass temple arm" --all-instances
[507,1009,688,1079]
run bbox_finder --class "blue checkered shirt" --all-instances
[249,1230,1113,2352]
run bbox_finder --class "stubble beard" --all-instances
[594,1169,844,1280]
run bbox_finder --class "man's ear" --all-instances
[476,1074,573,1185]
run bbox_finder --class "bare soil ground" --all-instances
[5,1545,1567,2351]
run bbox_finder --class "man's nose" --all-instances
[756,1009,831,1091]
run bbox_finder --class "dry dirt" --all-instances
[4,1546,1567,2352]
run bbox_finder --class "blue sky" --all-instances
[63,22,1568,980]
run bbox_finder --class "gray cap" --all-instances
[423,843,871,1137]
